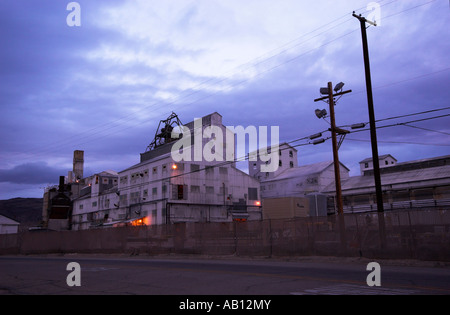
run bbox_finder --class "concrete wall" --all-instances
[1,209,449,261]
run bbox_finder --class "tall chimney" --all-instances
[59,176,65,192]
[73,150,84,180]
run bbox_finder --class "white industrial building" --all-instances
[248,142,450,215]
[71,112,261,230]
[0,215,20,234]
[324,155,450,213]
[249,142,350,199]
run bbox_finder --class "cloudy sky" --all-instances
[0,0,449,199]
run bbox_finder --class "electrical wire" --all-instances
[402,124,450,136]
[345,138,450,147]
[2,0,441,165]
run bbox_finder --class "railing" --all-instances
[334,198,450,214]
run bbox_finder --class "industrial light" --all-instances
[320,87,330,95]
[315,109,328,119]
[334,82,345,92]
[172,164,178,170]
[255,201,261,206]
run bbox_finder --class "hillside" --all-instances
[0,198,43,227]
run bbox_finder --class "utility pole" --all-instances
[327,82,344,215]
[314,82,351,215]
[353,12,384,213]
[353,12,386,250]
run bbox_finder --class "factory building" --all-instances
[324,154,450,213]
[70,112,262,230]
[248,142,450,216]
[248,143,350,218]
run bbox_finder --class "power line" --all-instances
[402,124,450,136]
[3,0,441,165]
[346,138,450,147]
[339,106,450,128]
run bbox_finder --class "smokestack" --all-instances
[59,176,65,192]
[73,150,84,180]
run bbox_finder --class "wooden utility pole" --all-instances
[327,82,344,215]
[353,12,386,249]
[353,12,384,213]
[314,83,351,215]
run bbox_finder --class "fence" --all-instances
[1,209,449,261]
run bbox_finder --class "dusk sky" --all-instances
[0,0,449,199]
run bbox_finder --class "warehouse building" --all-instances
[324,155,450,213]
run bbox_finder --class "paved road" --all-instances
[0,255,449,295]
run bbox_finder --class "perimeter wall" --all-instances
[1,209,449,261]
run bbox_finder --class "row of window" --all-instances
[119,164,230,185]
[261,148,294,157]
[78,199,112,210]
[112,185,259,205]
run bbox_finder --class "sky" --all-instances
[0,0,449,199]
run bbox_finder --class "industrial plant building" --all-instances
[44,112,262,230]
[248,143,450,216]
[324,154,450,213]
[42,111,450,230]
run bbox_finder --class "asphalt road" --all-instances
[0,255,449,296]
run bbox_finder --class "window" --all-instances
[289,150,293,158]
[290,161,294,168]
[191,164,200,172]
[191,185,200,193]
[92,201,97,207]
[173,184,188,200]
[219,186,228,195]
[152,167,158,175]
[205,166,214,179]
[152,187,158,196]
[206,186,214,194]
[119,194,128,206]
[248,188,258,200]
[365,163,369,169]
[219,167,228,175]
[279,160,282,167]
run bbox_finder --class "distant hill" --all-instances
[0,198,43,227]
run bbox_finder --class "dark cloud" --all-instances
[0,162,67,185]
[0,0,449,198]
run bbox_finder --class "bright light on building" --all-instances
[172,164,178,170]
